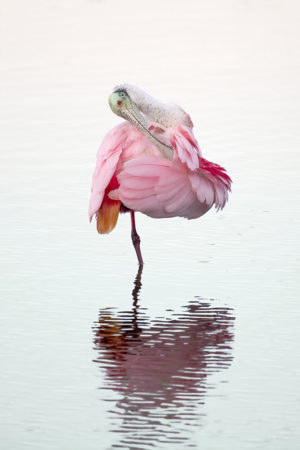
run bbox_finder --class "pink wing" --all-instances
[166,125,202,170]
[88,123,128,220]
[168,125,231,212]
[113,125,231,219]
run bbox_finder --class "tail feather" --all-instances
[97,201,121,234]
[96,174,121,234]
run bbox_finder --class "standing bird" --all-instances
[89,84,231,265]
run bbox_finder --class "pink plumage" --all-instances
[89,85,232,265]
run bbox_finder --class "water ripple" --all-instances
[92,267,235,448]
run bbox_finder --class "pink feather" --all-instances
[89,121,231,223]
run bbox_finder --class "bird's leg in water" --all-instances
[130,211,143,266]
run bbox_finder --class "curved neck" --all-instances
[119,84,189,128]
[127,85,166,123]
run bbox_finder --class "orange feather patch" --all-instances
[96,175,121,234]
[97,201,120,234]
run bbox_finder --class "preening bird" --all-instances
[89,84,231,265]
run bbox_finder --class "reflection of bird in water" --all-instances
[92,267,235,448]
[95,266,143,353]
[89,84,232,265]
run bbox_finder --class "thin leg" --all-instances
[130,211,144,266]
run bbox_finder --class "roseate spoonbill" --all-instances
[89,84,231,265]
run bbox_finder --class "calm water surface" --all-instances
[1,0,300,449]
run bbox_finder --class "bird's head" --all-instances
[109,89,131,116]
[108,85,174,160]
[109,87,147,126]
